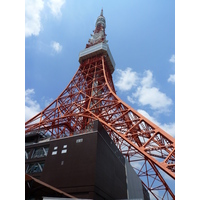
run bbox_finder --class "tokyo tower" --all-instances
[25,9,175,199]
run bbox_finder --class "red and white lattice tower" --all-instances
[25,9,175,199]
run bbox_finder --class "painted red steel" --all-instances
[25,55,175,199]
[25,9,175,199]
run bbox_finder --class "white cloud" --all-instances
[138,109,175,137]
[161,123,175,138]
[51,41,62,53]
[47,0,65,17]
[168,74,175,83]
[25,0,44,37]
[25,0,65,37]
[127,96,135,104]
[134,86,172,110]
[168,54,175,83]
[115,68,138,91]
[169,54,175,63]
[133,70,172,111]
[25,89,41,121]
[140,70,153,87]
[115,69,173,112]
[138,109,160,126]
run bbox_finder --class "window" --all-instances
[52,151,57,155]
[31,147,49,159]
[76,138,83,143]
[26,162,44,174]
[61,149,67,154]
[61,144,67,154]
[25,149,31,160]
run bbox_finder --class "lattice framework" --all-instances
[26,55,175,199]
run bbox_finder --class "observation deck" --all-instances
[79,42,115,74]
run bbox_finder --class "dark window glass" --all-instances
[31,147,49,159]
[25,149,31,160]
[26,162,44,174]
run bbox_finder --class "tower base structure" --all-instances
[25,120,150,200]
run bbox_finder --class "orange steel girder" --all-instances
[25,55,175,199]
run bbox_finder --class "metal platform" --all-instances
[79,43,115,74]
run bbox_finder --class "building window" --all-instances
[61,149,67,154]
[26,162,44,174]
[52,151,57,155]
[76,138,83,143]
[31,147,49,159]
[25,149,31,160]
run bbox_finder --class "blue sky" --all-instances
[25,0,175,198]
